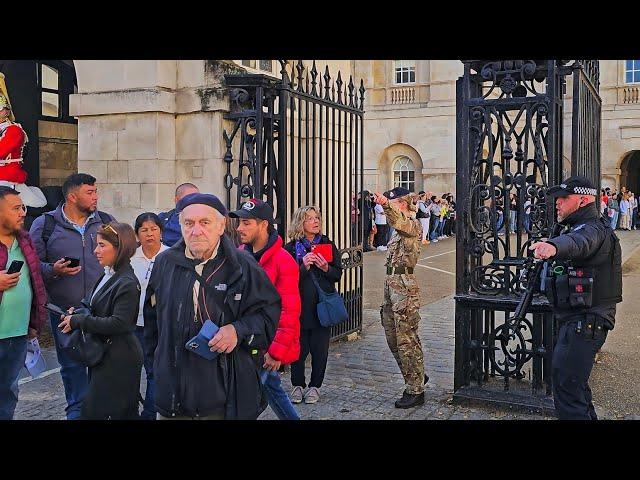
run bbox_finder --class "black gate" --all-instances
[222,60,365,340]
[454,60,601,411]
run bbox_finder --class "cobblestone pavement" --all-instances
[14,232,640,421]
[258,303,551,420]
[14,299,550,420]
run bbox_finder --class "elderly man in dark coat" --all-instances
[144,193,281,420]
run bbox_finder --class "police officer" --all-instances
[373,187,429,408]
[530,175,622,420]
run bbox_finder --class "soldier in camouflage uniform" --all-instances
[373,187,428,409]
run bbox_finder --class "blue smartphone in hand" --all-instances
[185,320,220,360]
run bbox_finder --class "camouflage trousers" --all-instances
[380,273,425,394]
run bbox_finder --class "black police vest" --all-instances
[551,215,622,307]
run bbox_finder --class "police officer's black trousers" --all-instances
[552,318,608,420]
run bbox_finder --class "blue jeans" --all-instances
[49,312,88,420]
[0,335,27,420]
[429,218,440,241]
[135,327,156,420]
[260,369,300,420]
[509,210,517,233]
[496,212,504,233]
[609,211,619,230]
[523,212,531,232]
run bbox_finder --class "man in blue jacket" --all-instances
[29,173,114,420]
[158,183,199,247]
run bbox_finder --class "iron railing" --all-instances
[223,60,366,340]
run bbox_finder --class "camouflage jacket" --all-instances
[382,202,422,269]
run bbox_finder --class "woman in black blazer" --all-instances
[59,222,143,420]
[283,206,342,405]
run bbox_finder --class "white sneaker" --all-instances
[304,387,320,404]
[291,386,304,404]
[431,239,438,243]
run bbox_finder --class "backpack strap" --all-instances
[159,209,175,227]
[42,210,111,247]
[41,213,56,247]
[97,211,112,225]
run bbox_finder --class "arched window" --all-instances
[625,60,640,84]
[393,156,415,192]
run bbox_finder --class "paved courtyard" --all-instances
[13,231,640,420]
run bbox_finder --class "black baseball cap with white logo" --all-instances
[228,198,275,222]
[384,187,411,199]
[547,175,598,197]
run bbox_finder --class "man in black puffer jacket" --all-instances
[144,193,281,420]
[530,176,622,420]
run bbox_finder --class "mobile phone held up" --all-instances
[6,260,24,275]
[43,303,66,317]
[311,244,333,263]
[63,257,80,268]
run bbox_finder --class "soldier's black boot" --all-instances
[394,391,425,409]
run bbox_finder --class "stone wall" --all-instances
[38,121,77,187]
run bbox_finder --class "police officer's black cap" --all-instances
[228,198,275,222]
[547,175,598,198]
[384,187,411,199]
[176,192,228,216]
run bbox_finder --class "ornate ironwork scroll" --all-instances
[223,61,366,340]
[455,60,601,411]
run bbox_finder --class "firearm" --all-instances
[506,258,545,331]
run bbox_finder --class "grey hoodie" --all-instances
[29,204,114,310]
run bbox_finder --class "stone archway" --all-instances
[377,143,424,192]
[620,151,640,195]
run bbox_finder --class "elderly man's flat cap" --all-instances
[176,192,228,216]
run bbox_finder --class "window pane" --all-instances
[396,70,402,83]
[627,72,633,83]
[409,70,415,83]
[634,60,640,70]
[259,60,272,72]
[242,60,256,68]
[42,92,59,117]
[408,171,415,181]
[635,71,640,83]
[41,64,58,90]
[627,60,633,71]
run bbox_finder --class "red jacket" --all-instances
[0,123,28,183]
[240,235,301,364]
[0,229,47,334]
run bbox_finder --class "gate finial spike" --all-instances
[296,60,305,92]
[310,60,318,97]
[278,60,290,86]
[336,71,343,105]
[323,66,331,100]
[359,79,365,110]
[348,75,355,107]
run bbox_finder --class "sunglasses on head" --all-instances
[101,224,119,237]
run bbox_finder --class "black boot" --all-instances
[394,391,425,409]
